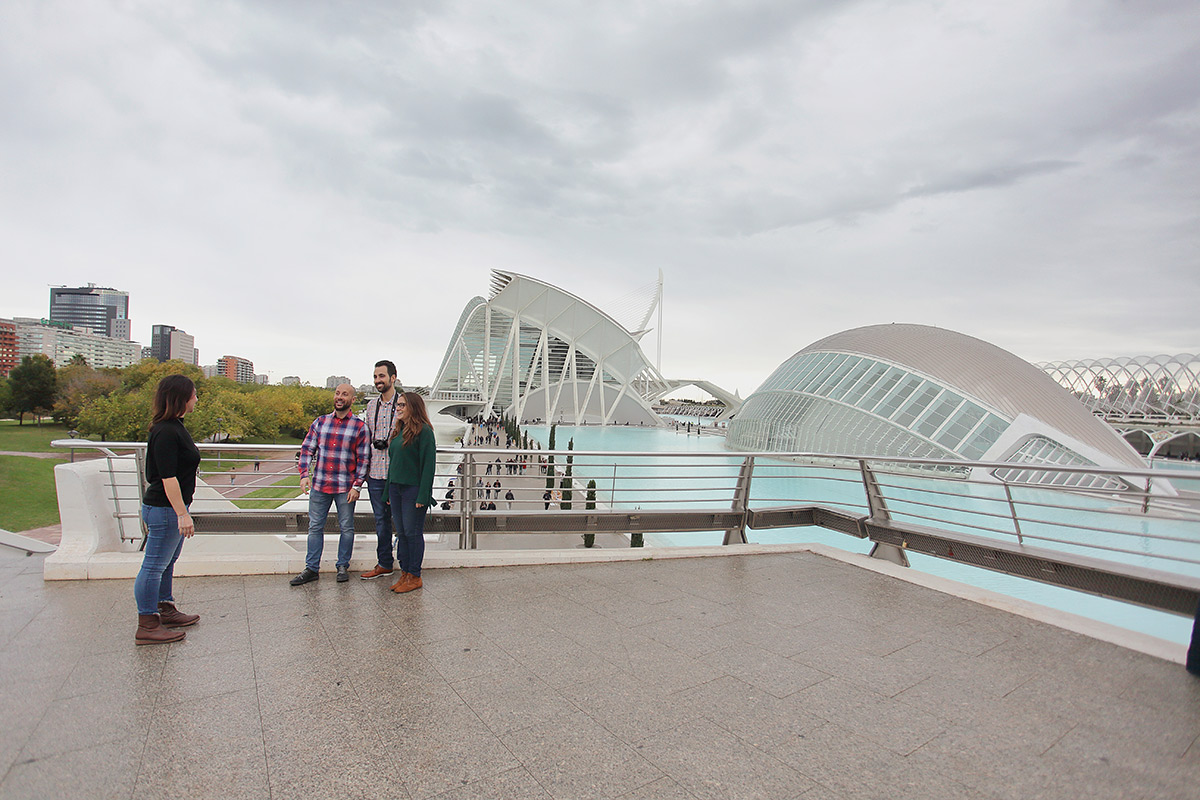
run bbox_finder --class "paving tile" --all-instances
[157,646,257,704]
[612,776,699,800]
[702,643,829,698]
[19,685,158,760]
[135,687,268,800]
[674,675,826,751]
[0,739,140,800]
[634,717,815,800]
[61,642,168,698]
[417,632,523,683]
[599,634,716,694]
[451,668,578,736]
[425,765,554,800]
[788,677,945,756]
[502,709,664,799]
[376,691,521,799]
[562,675,704,742]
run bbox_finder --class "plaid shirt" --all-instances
[298,412,371,494]
[362,393,401,480]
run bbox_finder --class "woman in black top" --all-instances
[135,375,203,645]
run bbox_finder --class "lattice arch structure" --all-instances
[1037,354,1200,422]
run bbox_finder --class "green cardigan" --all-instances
[386,424,437,506]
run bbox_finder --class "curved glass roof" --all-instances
[728,324,1145,471]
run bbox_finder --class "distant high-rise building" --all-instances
[217,355,255,383]
[281,376,301,386]
[49,285,131,340]
[326,375,351,389]
[13,317,140,369]
[150,325,197,365]
[254,374,269,385]
[0,318,17,377]
[202,364,220,378]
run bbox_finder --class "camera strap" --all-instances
[373,393,398,440]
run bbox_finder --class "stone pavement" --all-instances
[1,546,1198,800]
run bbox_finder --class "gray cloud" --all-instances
[0,0,1197,392]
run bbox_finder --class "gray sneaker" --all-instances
[289,568,318,586]
[336,565,349,582]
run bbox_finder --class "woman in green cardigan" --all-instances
[387,391,437,593]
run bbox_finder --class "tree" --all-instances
[560,438,574,510]
[9,355,57,426]
[53,361,120,427]
[0,376,12,419]
[582,479,597,548]
[546,423,557,490]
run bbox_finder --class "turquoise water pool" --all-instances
[525,425,1198,646]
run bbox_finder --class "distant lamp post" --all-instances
[69,429,79,463]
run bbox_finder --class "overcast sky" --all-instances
[2,0,1197,397]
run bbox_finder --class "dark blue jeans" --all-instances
[366,477,394,569]
[136,505,186,615]
[388,483,427,577]
[306,490,356,572]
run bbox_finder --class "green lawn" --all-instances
[0,420,73,453]
[0,454,65,531]
[233,475,303,510]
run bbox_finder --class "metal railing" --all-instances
[52,440,1200,616]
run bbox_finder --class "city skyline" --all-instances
[1,2,1197,395]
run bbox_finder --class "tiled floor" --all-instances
[1,547,1197,800]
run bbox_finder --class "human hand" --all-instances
[179,512,195,538]
[348,487,360,502]
[300,476,311,493]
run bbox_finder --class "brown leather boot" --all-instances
[389,572,411,592]
[136,614,186,646]
[158,601,200,628]
[395,574,422,593]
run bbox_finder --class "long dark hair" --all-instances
[390,391,432,447]
[151,375,195,428]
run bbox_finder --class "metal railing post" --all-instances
[1003,482,1024,544]
[723,456,754,545]
[459,452,476,550]
[860,459,909,567]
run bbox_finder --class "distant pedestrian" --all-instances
[253,460,260,472]
[505,489,514,510]
[135,375,202,646]
[543,489,551,510]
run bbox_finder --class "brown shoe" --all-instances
[360,564,395,580]
[136,614,186,646]
[390,573,411,592]
[395,575,422,593]
[158,601,200,628]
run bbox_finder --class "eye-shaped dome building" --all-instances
[725,324,1149,489]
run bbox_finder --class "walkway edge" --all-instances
[0,528,57,554]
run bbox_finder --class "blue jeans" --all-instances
[366,477,394,569]
[306,490,357,572]
[136,505,187,615]
[388,483,427,578]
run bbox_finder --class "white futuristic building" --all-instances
[432,271,721,425]
[1038,354,1200,422]
[726,324,1151,489]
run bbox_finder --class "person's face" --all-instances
[397,395,410,423]
[373,366,394,393]
[183,390,198,415]
[333,385,355,411]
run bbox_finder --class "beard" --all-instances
[334,398,351,411]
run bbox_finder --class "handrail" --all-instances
[51,439,1200,616]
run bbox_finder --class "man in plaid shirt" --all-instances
[290,383,371,586]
